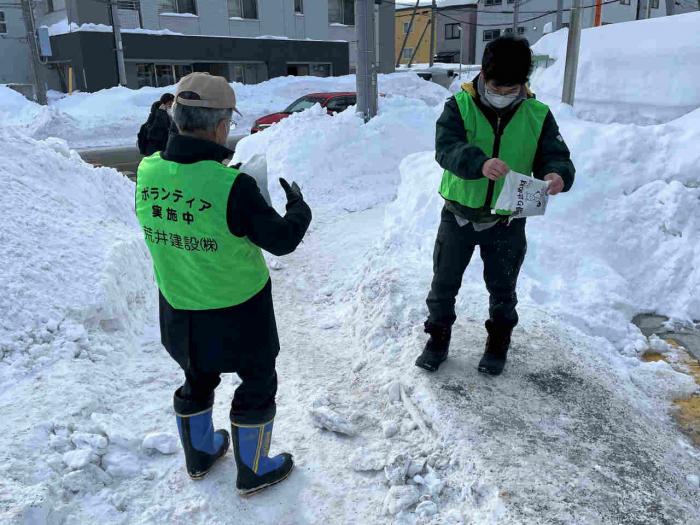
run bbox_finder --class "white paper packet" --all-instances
[493,170,550,219]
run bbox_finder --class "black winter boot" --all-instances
[478,320,513,376]
[415,322,452,372]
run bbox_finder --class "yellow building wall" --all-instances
[394,9,437,65]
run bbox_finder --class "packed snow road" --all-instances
[4,202,699,524]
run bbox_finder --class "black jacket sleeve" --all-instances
[435,97,490,180]
[532,110,576,192]
[227,174,312,257]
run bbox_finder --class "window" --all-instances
[285,96,325,112]
[484,0,502,5]
[0,11,6,34]
[483,29,500,41]
[229,0,257,18]
[329,0,354,25]
[286,63,332,77]
[136,64,156,88]
[445,23,460,40]
[651,0,659,7]
[158,0,196,15]
[136,63,192,88]
[230,63,268,84]
[402,48,413,60]
[326,97,349,113]
[117,1,140,9]
[295,0,303,14]
[403,22,412,34]
[47,0,55,12]
[507,0,515,3]
[504,26,525,35]
[619,0,630,4]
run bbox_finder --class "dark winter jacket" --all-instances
[153,134,312,374]
[436,74,575,222]
[144,101,173,156]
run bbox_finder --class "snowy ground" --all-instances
[2,13,700,525]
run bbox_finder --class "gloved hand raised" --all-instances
[279,178,304,204]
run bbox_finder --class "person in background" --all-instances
[415,36,575,376]
[135,73,311,495]
[143,93,175,155]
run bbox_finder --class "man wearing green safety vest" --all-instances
[415,36,575,376]
[135,73,311,494]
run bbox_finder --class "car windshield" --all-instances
[284,96,326,113]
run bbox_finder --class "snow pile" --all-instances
[530,12,700,124]
[0,129,154,380]
[45,19,183,36]
[232,81,447,213]
[2,71,447,148]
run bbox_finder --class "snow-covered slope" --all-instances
[0,130,155,382]
[531,12,700,124]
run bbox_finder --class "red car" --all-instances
[251,92,357,133]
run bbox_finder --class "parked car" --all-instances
[250,92,357,133]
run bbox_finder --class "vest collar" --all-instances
[162,134,233,165]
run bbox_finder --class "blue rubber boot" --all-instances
[174,390,230,480]
[231,419,294,495]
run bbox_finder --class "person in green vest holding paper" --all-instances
[415,36,575,376]
[135,73,311,495]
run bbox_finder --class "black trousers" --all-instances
[178,363,277,425]
[162,280,279,425]
[426,207,527,328]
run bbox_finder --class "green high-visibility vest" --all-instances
[135,154,269,310]
[439,88,549,214]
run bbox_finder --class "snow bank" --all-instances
[360,103,700,354]
[232,76,448,213]
[2,72,447,148]
[531,12,700,124]
[0,129,154,379]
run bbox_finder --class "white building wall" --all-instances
[475,0,670,62]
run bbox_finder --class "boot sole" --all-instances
[237,463,295,497]
[415,355,447,372]
[477,365,504,376]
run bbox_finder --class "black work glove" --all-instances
[279,178,304,205]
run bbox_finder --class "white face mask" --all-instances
[485,89,519,109]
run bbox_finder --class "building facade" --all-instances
[1,0,395,94]
[475,0,696,62]
[395,2,477,66]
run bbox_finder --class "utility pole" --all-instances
[109,0,127,86]
[561,0,582,105]
[20,0,47,104]
[594,0,603,26]
[396,0,420,68]
[513,0,520,32]
[356,0,378,122]
[555,0,563,30]
[428,0,437,67]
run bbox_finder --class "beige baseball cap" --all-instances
[175,72,241,114]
